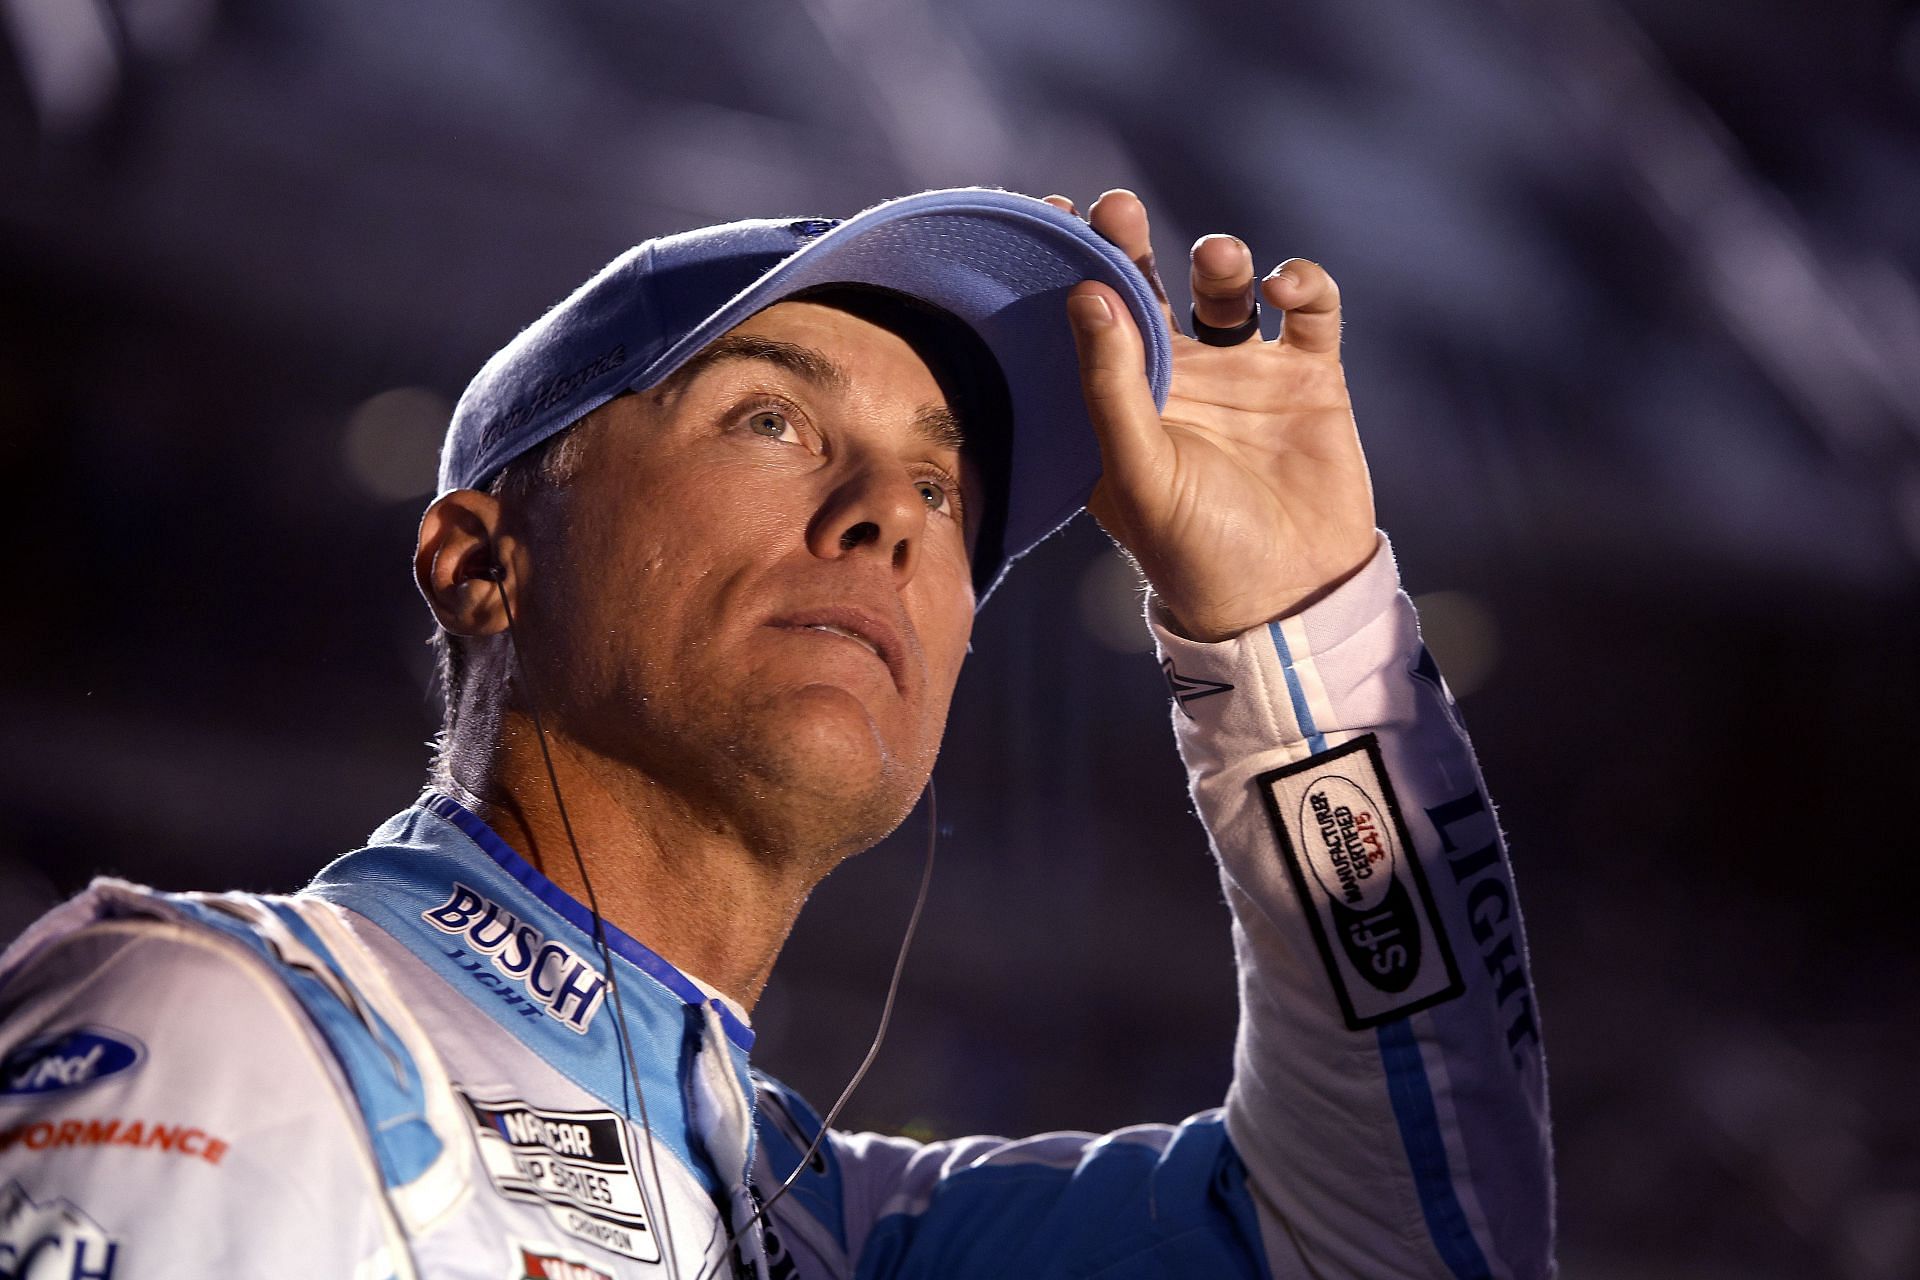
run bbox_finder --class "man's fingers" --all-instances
[1068,188,1342,358]
[1065,280,1168,476]
[1190,233,1258,337]
[1261,258,1342,354]
[1041,193,1079,216]
[1086,189,1180,334]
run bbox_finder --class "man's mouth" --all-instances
[770,608,906,689]
[803,622,880,657]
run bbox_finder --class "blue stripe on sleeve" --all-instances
[1376,1018,1494,1279]
[1265,621,1328,754]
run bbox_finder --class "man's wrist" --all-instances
[1147,532,1396,647]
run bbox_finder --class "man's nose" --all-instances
[807,457,927,584]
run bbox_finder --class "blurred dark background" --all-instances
[3,0,1918,1275]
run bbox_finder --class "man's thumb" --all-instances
[1066,281,1164,474]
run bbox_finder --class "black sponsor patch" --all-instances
[1256,734,1463,1029]
[460,1090,659,1263]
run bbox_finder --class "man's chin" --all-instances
[739,686,933,859]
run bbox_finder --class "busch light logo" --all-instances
[0,1180,120,1278]
[422,885,607,1033]
[1,1030,144,1098]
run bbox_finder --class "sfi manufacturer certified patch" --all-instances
[1256,734,1463,1029]
[459,1090,660,1263]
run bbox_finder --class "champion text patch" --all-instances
[1256,735,1463,1029]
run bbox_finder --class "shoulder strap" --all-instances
[151,889,445,1188]
[3,879,471,1241]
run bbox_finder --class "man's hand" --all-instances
[1051,190,1377,642]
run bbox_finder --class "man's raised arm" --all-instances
[1063,189,1554,1278]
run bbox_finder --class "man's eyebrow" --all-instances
[912,404,966,454]
[651,334,849,402]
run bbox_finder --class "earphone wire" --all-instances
[490,568,687,1280]
[691,777,938,1280]
[489,563,937,1280]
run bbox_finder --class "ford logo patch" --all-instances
[0,1027,145,1096]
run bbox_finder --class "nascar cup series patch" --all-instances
[458,1090,660,1264]
[1256,734,1463,1029]
[456,1090,660,1266]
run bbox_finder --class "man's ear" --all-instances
[415,490,516,637]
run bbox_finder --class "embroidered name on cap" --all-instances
[494,344,628,439]
[1256,734,1463,1029]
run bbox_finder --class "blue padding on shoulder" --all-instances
[855,1113,1270,1280]
[157,894,442,1189]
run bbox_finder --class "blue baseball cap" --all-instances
[440,187,1173,601]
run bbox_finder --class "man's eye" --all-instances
[747,410,798,442]
[916,480,950,513]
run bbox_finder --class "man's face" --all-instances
[511,299,979,862]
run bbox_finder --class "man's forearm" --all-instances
[1153,533,1554,1280]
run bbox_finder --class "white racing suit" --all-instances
[0,537,1553,1279]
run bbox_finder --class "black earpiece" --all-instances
[478,543,505,584]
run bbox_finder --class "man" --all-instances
[0,188,1552,1278]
